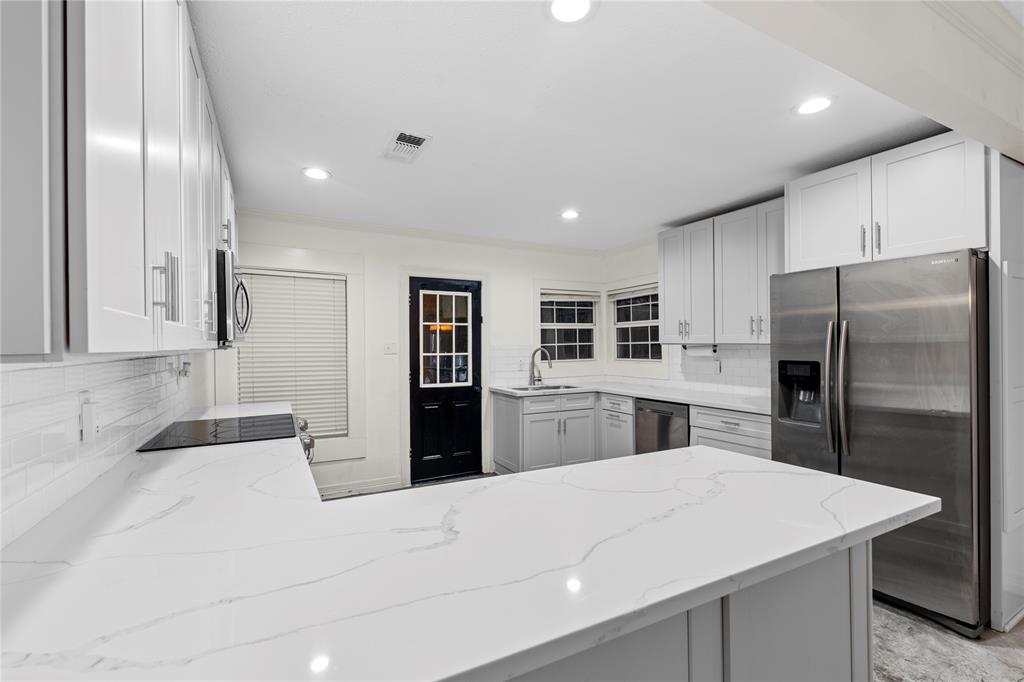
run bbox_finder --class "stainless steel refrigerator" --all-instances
[770,249,989,637]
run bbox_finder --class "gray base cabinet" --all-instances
[598,393,635,460]
[494,393,597,473]
[689,405,771,459]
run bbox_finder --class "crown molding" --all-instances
[236,207,608,256]
[926,0,1024,79]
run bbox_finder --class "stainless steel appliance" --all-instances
[215,247,251,346]
[770,249,988,637]
[635,399,689,454]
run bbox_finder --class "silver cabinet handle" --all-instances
[720,420,741,428]
[860,225,866,256]
[874,222,882,255]
[684,320,690,337]
[678,320,684,336]
[823,320,835,455]
[152,251,172,320]
[749,315,755,337]
[837,320,851,456]
[758,315,765,337]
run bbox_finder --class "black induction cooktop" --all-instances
[137,414,297,452]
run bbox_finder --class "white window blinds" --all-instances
[236,270,348,437]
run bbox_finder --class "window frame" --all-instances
[538,293,599,363]
[418,289,473,388]
[611,290,662,362]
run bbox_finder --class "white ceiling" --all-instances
[190,1,943,250]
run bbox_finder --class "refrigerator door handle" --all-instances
[823,320,835,454]
[837,319,851,456]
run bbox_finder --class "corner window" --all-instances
[613,292,662,360]
[540,296,597,361]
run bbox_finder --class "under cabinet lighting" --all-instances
[302,167,332,180]
[796,97,832,115]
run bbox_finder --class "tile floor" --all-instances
[874,601,1024,682]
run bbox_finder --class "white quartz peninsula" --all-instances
[1,403,938,681]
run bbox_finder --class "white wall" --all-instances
[1,354,192,546]
[989,153,1024,631]
[224,211,610,496]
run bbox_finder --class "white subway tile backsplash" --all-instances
[1,354,192,546]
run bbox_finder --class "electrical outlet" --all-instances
[78,391,98,443]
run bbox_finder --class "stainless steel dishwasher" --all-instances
[634,399,689,454]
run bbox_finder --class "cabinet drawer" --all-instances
[690,426,771,460]
[522,395,562,414]
[600,393,634,414]
[559,393,596,411]
[690,405,770,439]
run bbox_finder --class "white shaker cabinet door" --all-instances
[181,24,211,348]
[658,227,687,345]
[786,158,871,273]
[756,197,785,344]
[561,409,596,466]
[67,0,154,352]
[144,0,190,350]
[599,410,634,460]
[871,132,985,260]
[714,206,759,344]
[683,219,716,344]
[522,413,561,471]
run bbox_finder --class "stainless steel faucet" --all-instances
[529,347,552,386]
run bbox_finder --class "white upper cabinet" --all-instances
[660,200,783,346]
[658,227,687,345]
[144,0,190,350]
[756,197,784,345]
[871,132,985,259]
[786,132,986,272]
[64,0,231,354]
[714,206,759,344]
[67,0,153,353]
[683,219,716,344]
[785,158,872,273]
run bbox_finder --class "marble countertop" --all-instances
[490,381,771,415]
[1,403,938,680]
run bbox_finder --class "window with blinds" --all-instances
[236,270,348,438]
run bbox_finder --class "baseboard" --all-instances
[317,477,404,500]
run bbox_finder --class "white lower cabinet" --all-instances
[493,394,597,473]
[599,410,634,460]
[522,412,561,471]
[689,406,771,459]
[561,410,597,466]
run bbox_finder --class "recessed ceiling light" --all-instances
[309,655,330,673]
[566,577,582,593]
[550,0,591,23]
[302,167,332,180]
[561,209,580,220]
[796,97,832,115]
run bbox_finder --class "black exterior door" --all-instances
[409,277,482,483]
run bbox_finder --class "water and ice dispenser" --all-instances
[777,360,823,424]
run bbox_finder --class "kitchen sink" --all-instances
[511,385,577,391]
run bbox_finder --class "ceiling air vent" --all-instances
[384,130,432,163]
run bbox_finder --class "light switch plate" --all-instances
[383,342,398,355]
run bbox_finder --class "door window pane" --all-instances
[454,296,468,323]
[454,325,468,353]
[423,325,438,353]
[439,325,453,353]
[423,294,438,322]
[439,295,454,323]
[422,356,437,384]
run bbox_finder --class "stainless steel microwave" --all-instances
[216,248,251,346]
